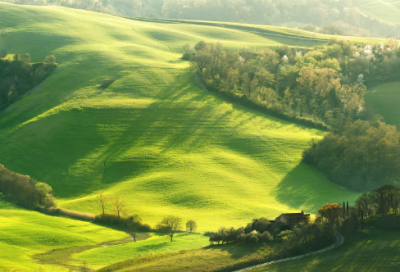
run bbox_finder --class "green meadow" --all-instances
[0,194,129,271]
[0,2,379,270]
[358,0,400,24]
[73,232,209,269]
[365,82,400,126]
[252,229,400,272]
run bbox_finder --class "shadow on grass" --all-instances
[275,163,359,214]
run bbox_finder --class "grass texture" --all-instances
[252,229,400,272]
[358,0,400,24]
[98,243,264,272]
[0,3,361,229]
[0,195,129,271]
[73,232,209,269]
[0,2,370,269]
[365,81,400,126]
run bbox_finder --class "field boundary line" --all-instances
[233,231,345,272]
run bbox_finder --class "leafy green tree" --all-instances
[156,216,182,242]
[35,182,55,208]
[186,220,197,233]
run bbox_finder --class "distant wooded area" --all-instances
[2,0,400,38]
[0,53,56,109]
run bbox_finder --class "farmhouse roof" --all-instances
[281,213,310,218]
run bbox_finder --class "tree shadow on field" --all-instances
[275,163,357,214]
[202,244,259,259]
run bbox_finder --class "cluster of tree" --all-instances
[155,216,197,241]
[303,119,400,191]
[188,39,385,126]
[209,214,334,249]
[95,192,151,241]
[0,164,55,209]
[0,53,57,109]
[4,0,400,37]
[96,192,197,241]
[356,185,400,217]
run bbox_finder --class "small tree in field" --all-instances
[97,191,109,215]
[44,55,56,67]
[127,214,142,242]
[186,220,197,233]
[113,194,127,218]
[157,216,182,242]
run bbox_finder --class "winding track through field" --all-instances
[233,232,345,272]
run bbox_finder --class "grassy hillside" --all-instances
[252,229,400,272]
[365,82,400,126]
[0,194,129,271]
[358,0,400,25]
[73,232,209,269]
[0,2,363,232]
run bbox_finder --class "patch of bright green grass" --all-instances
[99,243,264,272]
[73,232,209,269]
[252,229,400,272]
[0,195,129,271]
[365,81,400,126]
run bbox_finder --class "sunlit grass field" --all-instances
[98,243,264,272]
[252,229,400,272]
[358,0,400,24]
[0,2,374,270]
[73,232,209,270]
[365,82,400,126]
[0,194,129,271]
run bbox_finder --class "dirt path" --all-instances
[234,232,345,272]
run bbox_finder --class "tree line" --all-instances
[303,119,400,191]
[187,39,371,127]
[95,191,197,242]
[0,53,57,110]
[188,38,400,191]
[3,0,399,37]
[0,164,55,209]
[208,206,336,261]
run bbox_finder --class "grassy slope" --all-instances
[365,82,400,126]
[358,0,400,25]
[252,229,400,272]
[0,3,373,269]
[0,3,362,230]
[0,195,129,272]
[98,244,265,272]
[73,232,209,269]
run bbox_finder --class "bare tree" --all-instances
[157,216,182,242]
[127,214,142,242]
[97,191,109,215]
[186,220,197,233]
[113,194,127,218]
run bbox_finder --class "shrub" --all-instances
[0,164,56,209]
[94,213,152,231]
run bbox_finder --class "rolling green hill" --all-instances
[0,2,378,269]
[0,2,364,230]
[365,82,400,126]
[358,0,400,25]
[0,194,129,271]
